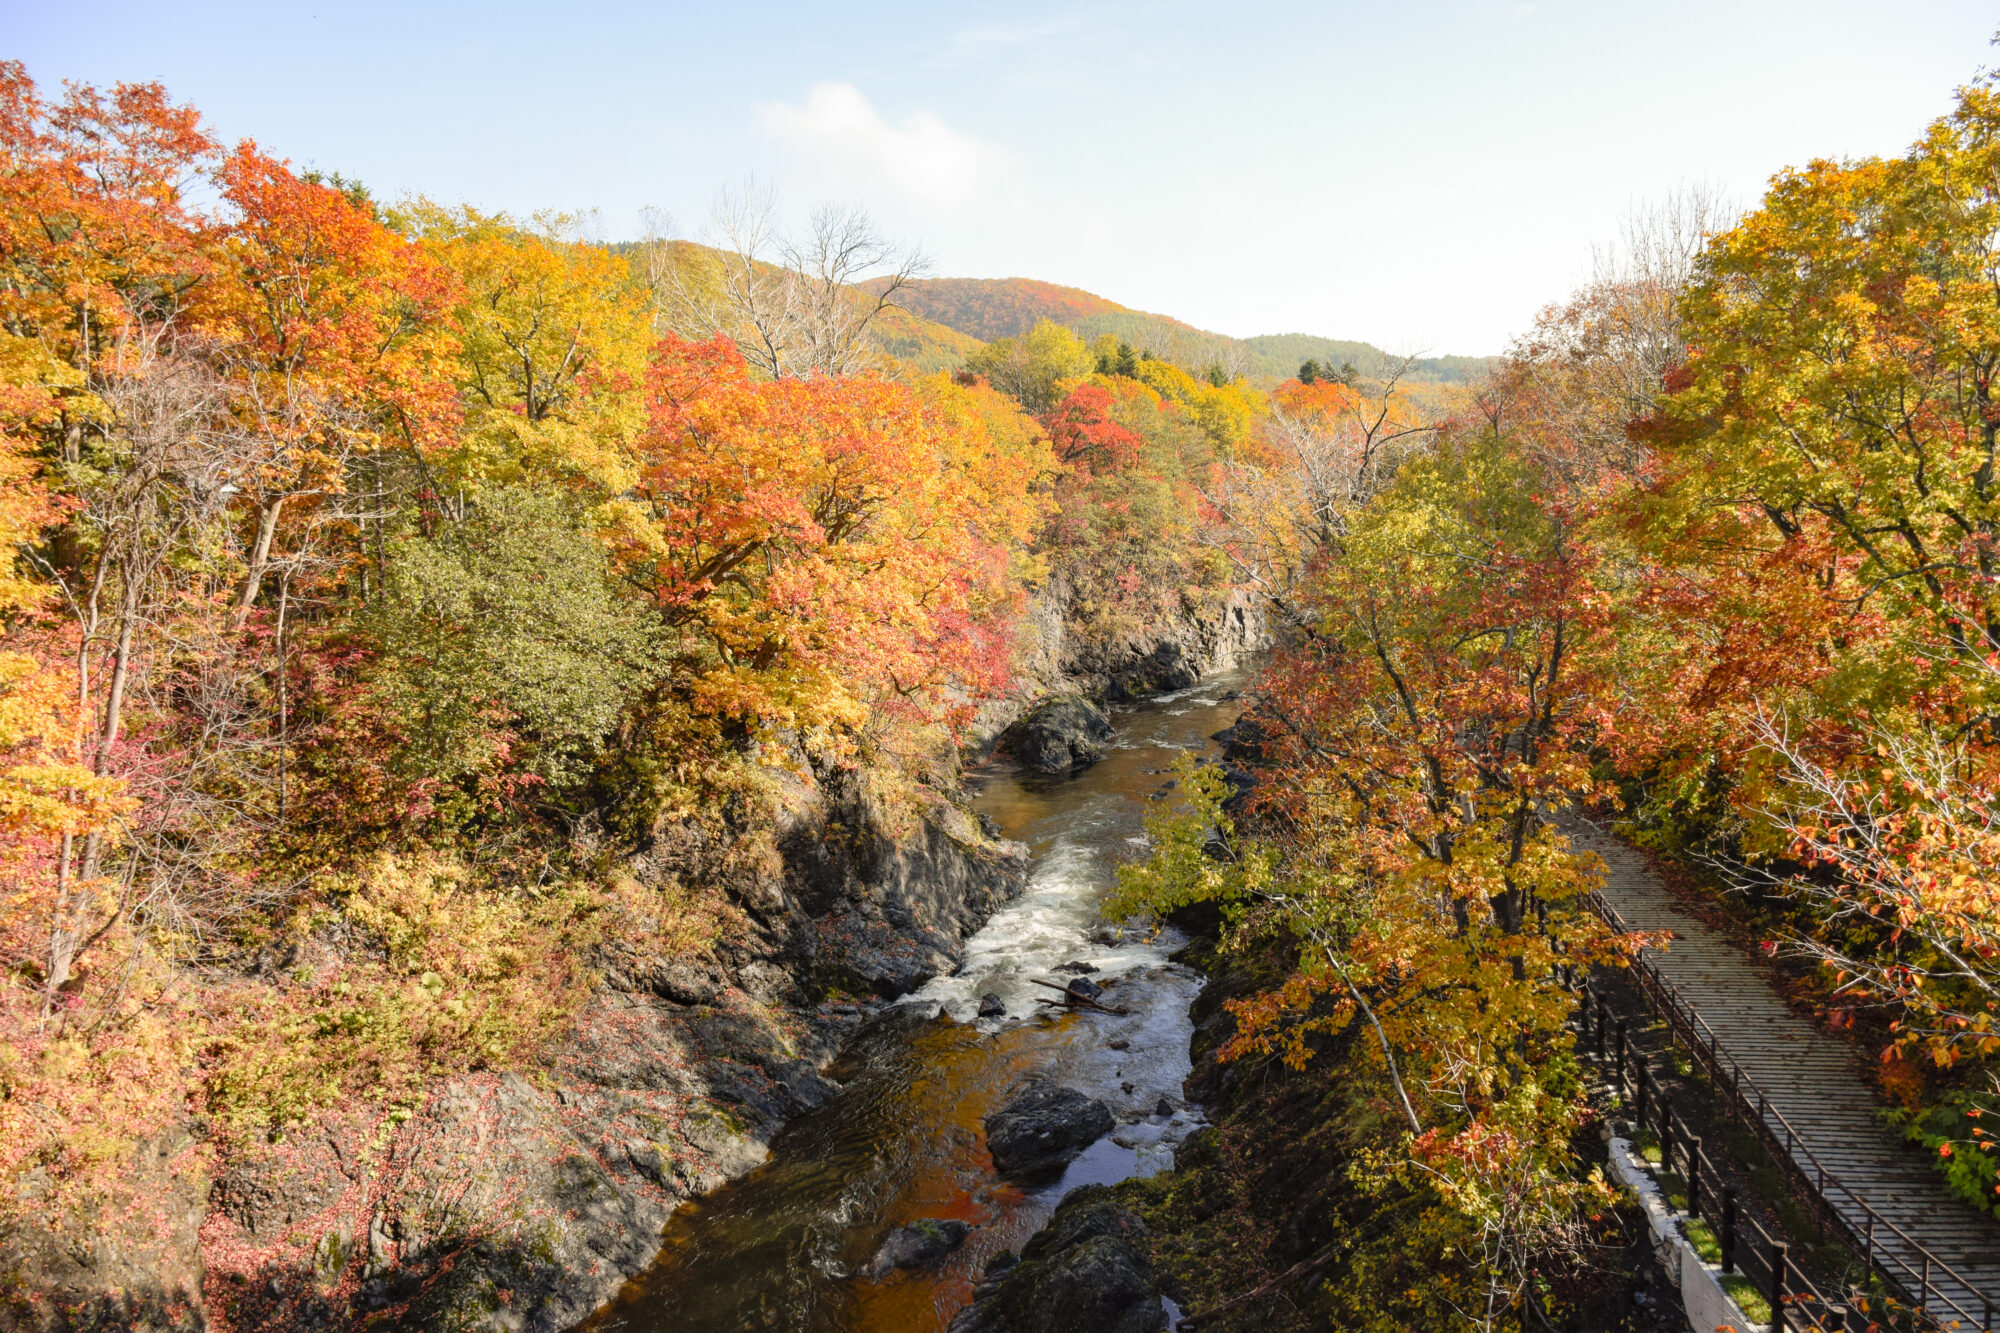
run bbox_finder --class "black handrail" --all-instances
[1596,999,1848,1330]
[1581,889,1999,1332]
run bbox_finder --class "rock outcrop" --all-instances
[869,1219,971,1276]
[983,1083,1114,1176]
[971,580,1270,753]
[177,765,1030,1333]
[948,1185,1165,1333]
[999,695,1112,772]
[0,1128,207,1333]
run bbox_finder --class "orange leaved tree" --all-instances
[611,335,1047,771]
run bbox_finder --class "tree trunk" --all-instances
[77,600,137,885]
[44,832,76,1017]
[233,494,285,622]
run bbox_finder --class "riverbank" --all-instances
[571,671,1250,1331]
[182,764,1031,1333]
[109,607,1253,1333]
[951,718,1699,1333]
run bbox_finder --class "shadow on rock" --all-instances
[948,1185,1164,1333]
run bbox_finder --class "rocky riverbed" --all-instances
[573,671,1250,1332]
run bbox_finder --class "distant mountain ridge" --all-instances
[878,276,1491,384]
[875,277,1129,342]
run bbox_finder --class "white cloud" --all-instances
[754,82,1011,218]
[934,17,1086,63]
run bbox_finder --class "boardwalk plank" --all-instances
[1564,820,2000,1320]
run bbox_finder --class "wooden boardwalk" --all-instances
[1565,821,2000,1325]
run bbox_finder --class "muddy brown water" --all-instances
[579,673,1245,1332]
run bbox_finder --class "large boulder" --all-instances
[948,1185,1164,1333]
[1063,976,1103,1002]
[1106,640,1200,700]
[870,1218,971,1276]
[1000,695,1113,773]
[983,1083,1113,1176]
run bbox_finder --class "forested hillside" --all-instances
[881,275,1492,384]
[860,276,1124,342]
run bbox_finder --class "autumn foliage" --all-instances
[0,63,1055,1267]
[14,41,2000,1331]
[1101,60,2000,1327]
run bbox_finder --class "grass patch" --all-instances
[1720,1272,1771,1323]
[1683,1216,1722,1264]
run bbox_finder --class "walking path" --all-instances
[1565,820,2000,1326]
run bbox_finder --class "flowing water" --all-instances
[581,672,1246,1333]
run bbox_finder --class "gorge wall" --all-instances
[1,589,1268,1333]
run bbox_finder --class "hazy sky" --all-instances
[8,2,1994,354]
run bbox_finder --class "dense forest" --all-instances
[878,274,1492,385]
[3,48,2000,1333]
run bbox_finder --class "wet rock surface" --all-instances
[869,1218,971,1276]
[1000,695,1113,772]
[983,1083,1116,1176]
[948,1185,1165,1333]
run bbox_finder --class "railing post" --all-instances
[1771,1240,1789,1332]
[1863,1213,1873,1271]
[1981,1295,1992,1333]
[1687,1137,1703,1219]
[1615,1019,1629,1099]
[1636,1056,1650,1129]
[1661,1107,1676,1177]
[1920,1255,1930,1316]
[1595,995,1608,1059]
[1720,1187,1738,1273]
[1823,1306,1845,1332]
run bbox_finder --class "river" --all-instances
[579,672,1246,1332]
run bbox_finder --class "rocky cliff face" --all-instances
[979,581,1270,754]
[243,775,1025,1333]
[0,1131,208,1333]
[1,768,1026,1333]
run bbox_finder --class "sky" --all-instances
[8,1,1995,355]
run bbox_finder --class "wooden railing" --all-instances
[1575,891,2000,1333]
